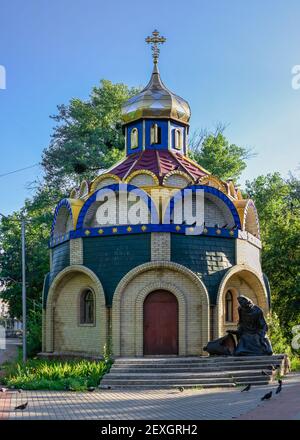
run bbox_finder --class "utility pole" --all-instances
[21,218,27,363]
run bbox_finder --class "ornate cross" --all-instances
[145,29,166,64]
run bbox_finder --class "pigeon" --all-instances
[15,402,28,411]
[87,387,95,392]
[0,387,8,393]
[178,386,184,392]
[276,380,282,395]
[275,384,282,395]
[261,391,272,401]
[241,384,251,392]
[18,389,22,393]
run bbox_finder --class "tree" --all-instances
[246,173,300,341]
[189,125,254,181]
[41,80,140,191]
[0,186,57,318]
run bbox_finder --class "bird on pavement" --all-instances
[0,387,8,393]
[178,386,184,392]
[87,387,95,392]
[15,402,28,411]
[261,391,272,401]
[241,384,251,392]
[276,379,282,395]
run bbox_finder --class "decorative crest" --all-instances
[145,29,166,64]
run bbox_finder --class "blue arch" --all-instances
[51,199,74,238]
[76,183,159,230]
[164,185,241,228]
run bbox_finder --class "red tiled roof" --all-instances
[109,150,209,184]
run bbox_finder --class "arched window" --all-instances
[130,128,138,148]
[225,290,233,322]
[150,123,161,144]
[80,289,95,325]
[174,129,182,150]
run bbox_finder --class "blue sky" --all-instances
[0,0,300,215]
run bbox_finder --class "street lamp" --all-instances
[0,213,27,362]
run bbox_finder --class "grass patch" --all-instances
[0,358,112,391]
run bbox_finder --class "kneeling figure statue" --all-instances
[204,295,273,356]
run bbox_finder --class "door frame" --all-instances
[143,289,179,356]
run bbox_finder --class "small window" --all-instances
[80,289,95,325]
[225,290,233,322]
[150,123,161,144]
[174,129,182,150]
[130,128,138,148]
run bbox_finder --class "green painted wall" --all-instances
[171,235,235,304]
[83,235,151,305]
[49,241,70,284]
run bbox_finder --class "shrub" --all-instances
[26,306,42,357]
[267,312,292,356]
[1,358,112,391]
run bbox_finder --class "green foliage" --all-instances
[290,357,300,371]
[41,79,140,190]
[267,312,292,356]
[27,306,42,357]
[189,125,254,181]
[0,186,61,318]
[246,173,300,339]
[2,358,112,391]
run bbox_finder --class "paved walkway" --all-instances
[1,373,299,420]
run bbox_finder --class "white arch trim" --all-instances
[45,265,106,352]
[216,264,269,337]
[112,261,210,357]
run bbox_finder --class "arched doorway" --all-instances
[143,290,178,355]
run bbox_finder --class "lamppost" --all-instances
[0,213,27,362]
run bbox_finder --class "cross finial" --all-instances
[145,29,166,65]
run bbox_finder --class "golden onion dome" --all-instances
[121,63,191,125]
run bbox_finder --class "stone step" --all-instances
[106,370,271,379]
[100,380,270,390]
[101,355,286,390]
[101,376,270,386]
[111,362,281,371]
[113,355,284,366]
[100,383,237,390]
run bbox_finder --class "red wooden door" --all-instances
[143,290,178,355]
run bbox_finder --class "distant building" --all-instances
[0,295,22,335]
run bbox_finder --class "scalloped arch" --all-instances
[90,173,121,194]
[76,183,159,230]
[164,185,242,228]
[126,169,159,186]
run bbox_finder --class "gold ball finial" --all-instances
[145,29,166,64]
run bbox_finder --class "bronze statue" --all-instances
[204,295,273,356]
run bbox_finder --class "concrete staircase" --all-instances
[100,355,288,389]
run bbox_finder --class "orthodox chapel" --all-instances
[42,31,270,358]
